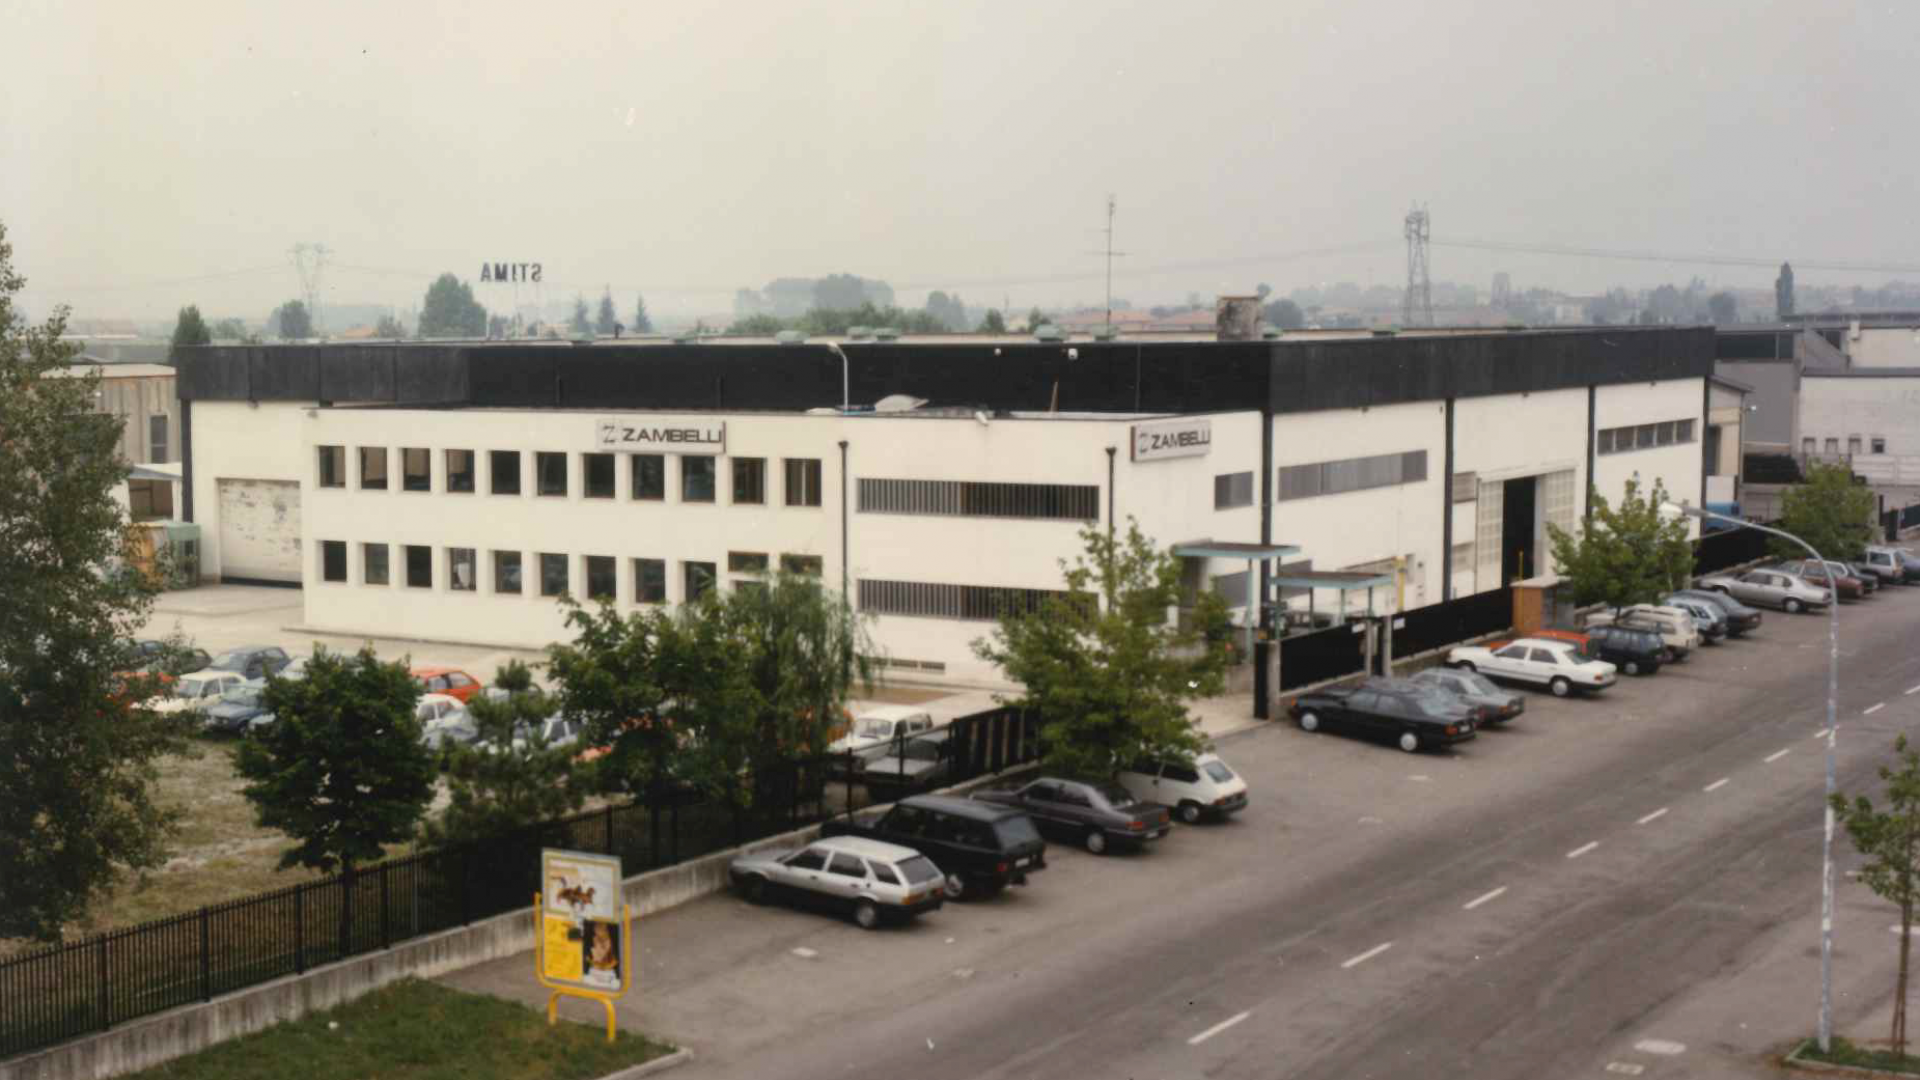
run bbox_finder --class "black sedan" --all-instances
[973,778,1171,855]
[1407,668,1525,725]
[1289,681,1477,753]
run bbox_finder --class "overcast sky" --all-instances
[5,0,1916,324]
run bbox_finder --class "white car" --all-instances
[416,693,478,749]
[150,670,250,716]
[829,706,937,767]
[1446,637,1618,697]
[1583,604,1702,660]
[1116,752,1249,824]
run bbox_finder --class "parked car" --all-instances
[1409,666,1529,721]
[1582,605,1700,661]
[150,670,250,716]
[1578,624,1667,676]
[1660,596,1730,643]
[973,777,1172,854]
[508,713,582,752]
[131,639,212,676]
[1696,568,1832,614]
[728,835,946,929]
[1446,637,1619,696]
[1840,562,1882,595]
[412,667,483,703]
[1668,589,1764,635]
[204,645,292,680]
[1289,681,1480,751]
[1116,753,1250,822]
[203,684,271,736]
[415,693,478,749]
[1776,559,1866,601]
[821,794,1046,900]
[828,706,937,770]
[860,730,956,797]
[1863,546,1920,585]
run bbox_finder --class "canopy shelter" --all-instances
[1266,568,1396,633]
[1170,541,1302,657]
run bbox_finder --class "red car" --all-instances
[1779,560,1865,601]
[411,667,483,703]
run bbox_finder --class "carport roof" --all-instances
[1266,569,1395,591]
[1171,541,1302,560]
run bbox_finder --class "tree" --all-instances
[487,313,510,339]
[237,645,433,943]
[374,313,406,339]
[1263,298,1305,330]
[595,289,618,336]
[423,661,584,846]
[974,520,1230,779]
[1544,476,1695,612]
[1832,735,1920,1059]
[569,296,592,335]
[1708,291,1738,325]
[169,305,210,362]
[632,294,654,334]
[209,317,248,341]
[418,273,486,338]
[1256,282,1273,300]
[1777,261,1796,319]
[925,290,967,331]
[978,309,1007,333]
[548,600,682,803]
[0,221,193,940]
[271,299,313,340]
[1026,306,1050,330]
[1778,460,1877,562]
[813,273,871,311]
[728,314,787,335]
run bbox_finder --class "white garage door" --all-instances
[216,479,302,583]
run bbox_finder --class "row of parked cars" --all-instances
[1280,546,1918,755]
[728,753,1252,928]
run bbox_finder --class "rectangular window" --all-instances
[1675,419,1695,443]
[320,540,347,583]
[1847,436,1863,457]
[318,445,346,488]
[494,550,522,594]
[1803,437,1816,455]
[401,447,431,491]
[448,547,476,591]
[445,450,476,493]
[732,457,767,505]
[857,579,1087,620]
[1636,425,1656,449]
[128,479,173,520]
[1275,450,1427,502]
[490,450,521,495]
[729,551,769,573]
[405,545,432,588]
[148,415,168,463]
[1655,422,1675,446]
[1451,470,1478,502]
[784,458,823,507]
[536,452,568,497]
[1213,472,1254,510]
[539,553,568,597]
[583,453,616,499]
[1596,430,1615,455]
[856,479,1099,520]
[631,454,665,500]
[633,558,666,603]
[682,456,716,502]
[1825,438,1839,455]
[363,542,389,586]
[684,560,717,600]
[781,554,823,577]
[585,555,616,600]
[1873,437,1888,454]
[359,446,389,490]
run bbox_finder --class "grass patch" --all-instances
[1795,1036,1920,1075]
[125,978,672,1080]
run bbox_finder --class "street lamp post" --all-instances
[1663,501,1840,1053]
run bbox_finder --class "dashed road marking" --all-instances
[1187,1010,1251,1046]
[791,947,818,959]
[1635,1039,1687,1055]
[1463,886,1507,910]
[1766,748,1792,763]
[1636,808,1669,825]
[1567,841,1600,859]
[1341,942,1394,969]
[1866,703,1887,716]
[1704,778,1730,793]
[1815,728,1834,741]
[1606,1063,1646,1076]
[1906,685,1920,696]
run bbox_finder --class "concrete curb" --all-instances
[600,1046,694,1080]
[1783,1040,1920,1077]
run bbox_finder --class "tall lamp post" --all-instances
[1662,500,1841,1053]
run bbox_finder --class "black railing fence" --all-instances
[1276,587,1517,691]
[0,706,1039,1060]
[1693,524,1773,576]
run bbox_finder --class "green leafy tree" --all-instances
[238,646,433,942]
[418,273,486,337]
[0,222,193,940]
[974,520,1230,779]
[1263,298,1306,330]
[271,299,313,339]
[925,290,967,331]
[812,273,871,311]
[632,294,654,334]
[728,313,788,335]
[978,308,1007,333]
[569,296,592,335]
[595,289,618,336]
[1026,306,1049,330]
[548,601,682,801]
[169,304,210,362]
[374,313,407,338]
[796,303,945,336]
[1708,291,1738,325]
[209,317,248,341]
[424,661,584,846]
[1545,477,1694,611]
[1832,735,1920,1058]
[1778,460,1877,562]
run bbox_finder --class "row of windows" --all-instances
[316,541,822,602]
[857,579,1090,621]
[1213,471,1254,509]
[1803,436,1889,456]
[855,479,1099,520]
[316,446,824,507]
[1277,450,1428,502]
[1596,419,1695,455]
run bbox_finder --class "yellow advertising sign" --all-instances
[535,849,631,1043]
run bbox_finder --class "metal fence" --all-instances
[0,706,1039,1060]
[1693,524,1773,576]
[1391,587,1515,659]
[1885,503,1920,541]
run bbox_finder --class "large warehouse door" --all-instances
[216,479,302,584]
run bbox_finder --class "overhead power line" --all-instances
[30,264,290,295]
[1433,238,1920,276]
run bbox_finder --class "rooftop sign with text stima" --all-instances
[595,417,726,453]
[1131,418,1212,462]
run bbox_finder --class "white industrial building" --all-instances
[175,329,1715,690]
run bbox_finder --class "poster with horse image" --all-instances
[540,849,623,990]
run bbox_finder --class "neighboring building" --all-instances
[1705,375,1750,515]
[173,329,1713,688]
[44,362,182,521]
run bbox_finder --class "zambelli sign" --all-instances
[1131,418,1212,462]
[594,417,727,453]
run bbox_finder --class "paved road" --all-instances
[446,585,1920,1079]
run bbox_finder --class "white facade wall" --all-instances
[1801,376,1920,459]
[1847,327,1920,369]
[189,401,311,581]
[1592,378,1706,536]
[1454,387,1588,590]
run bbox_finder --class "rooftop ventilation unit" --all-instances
[1090,325,1120,341]
[775,330,808,345]
[873,393,928,413]
[874,327,901,341]
[1261,325,1283,340]
[1033,324,1066,342]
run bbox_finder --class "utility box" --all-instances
[1510,574,1566,637]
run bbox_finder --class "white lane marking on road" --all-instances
[1815,728,1835,741]
[1866,703,1887,715]
[1341,942,1394,969]
[1463,886,1507,910]
[791,947,818,959]
[1637,808,1669,825]
[1567,841,1600,859]
[1606,1064,1646,1076]
[1766,748,1792,763]
[1704,778,1730,793]
[1907,685,1920,696]
[1635,1039,1687,1055]
[1187,1011,1251,1046]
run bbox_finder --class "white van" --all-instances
[829,706,938,773]
[1116,752,1249,824]
[1583,604,1701,661]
